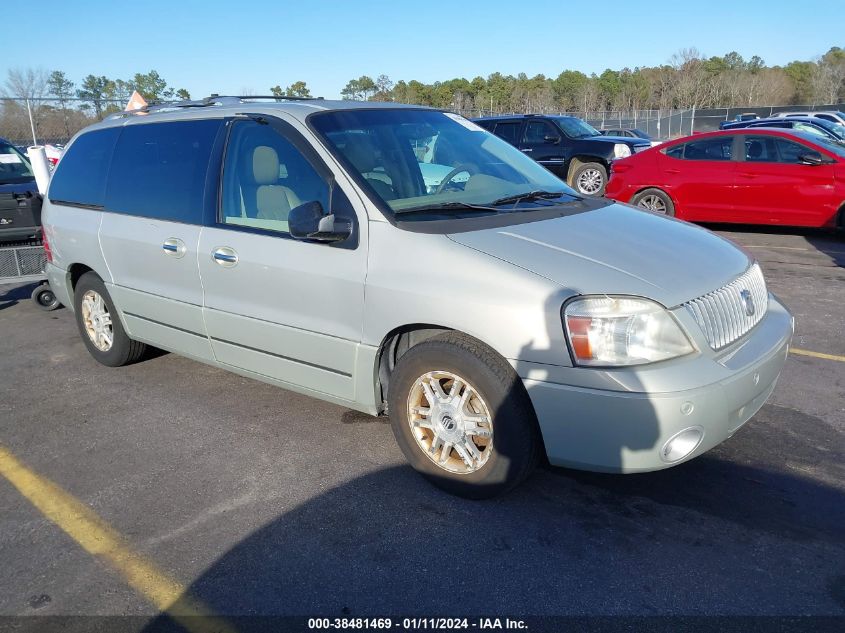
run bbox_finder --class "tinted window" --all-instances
[681,137,733,161]
[0,141,34,185]
[664,143,684,159]
[744,136,812,163]
[220,119,329,234]
[105,120,221,223]
[492,121,521,145]
[48,128,119,207]
[523,120,559,143]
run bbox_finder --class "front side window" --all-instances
[310,109,572,216]
[680,137,733,161]
[523,120,559,144]
[0,141,34,185]
[220,119,329,234]
[49,128,120,207]
[105,120,221,222]
[793,122,827,138]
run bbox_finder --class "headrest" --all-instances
[252,146,279,185]
[342,136,377,173]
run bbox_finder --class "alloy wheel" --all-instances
[80,290,114,352]
[407,370,493,474]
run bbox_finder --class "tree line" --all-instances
[1,46,843,144]
[342,47,845,114]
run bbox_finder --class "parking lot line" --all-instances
[0,444,234,632]
[790,347,845,362]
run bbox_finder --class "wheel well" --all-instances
[67,264,94,292]
[376,325,451,412]
[632,186,676,207]
[566,155,608,183]
[837,203,845,229]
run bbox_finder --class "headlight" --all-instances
[613,143,631,159]
[564,296,694,367]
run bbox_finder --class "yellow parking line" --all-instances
[790,348,845,362]
[0,445,234,632]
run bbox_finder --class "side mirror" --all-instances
[544,135,561,144]
[288,200,352,242]
[798,151,825,166]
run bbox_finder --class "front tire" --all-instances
[631,188,675,216]
[571,161,607,196]
[388,332,540,499]
[73,272,146,367]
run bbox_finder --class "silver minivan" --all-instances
[42,97,793,498]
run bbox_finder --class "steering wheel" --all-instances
[434,163,477,195]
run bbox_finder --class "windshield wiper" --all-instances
[490,190,567,206]
[395,201,500,215]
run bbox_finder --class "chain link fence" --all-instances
[455,103,845,140]
[4,97,844,149]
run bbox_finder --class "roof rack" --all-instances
[107,94,324,119]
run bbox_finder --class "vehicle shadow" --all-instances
[0,282,37,312]
[141,437,844,625]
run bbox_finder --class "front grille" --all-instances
[682,263,768,350]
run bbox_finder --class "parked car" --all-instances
[773,110,845,126]
[605,128,845,228]
[0,137,42,242]
[43,98,792,498]
[473,114,651,196]
[734,113,760,122]
[719,116,845,141]
[600,128,662,147]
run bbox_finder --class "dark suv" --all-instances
[473,115,651,196]
[1,137,42,242]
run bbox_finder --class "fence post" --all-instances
[690,105,696,135]
[25,99,37,146]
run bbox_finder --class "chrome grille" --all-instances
[683,263,768,350]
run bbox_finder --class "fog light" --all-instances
[660,427,704,463]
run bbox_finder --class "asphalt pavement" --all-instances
[0,226,843,629]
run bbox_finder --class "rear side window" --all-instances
[48,128,120,207]
[679,137,733,161]
[664,143,684,159]
[105,120,222,223]
[492,121,521,145]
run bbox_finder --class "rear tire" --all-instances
[388,332,540,499]
[570,161,608,197]
[631,188,675,216]
[73,272,146,367]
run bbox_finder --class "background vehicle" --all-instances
[719,116,845,141]
[773,110,845,125]
[0,138,42,242]
[473,114,650,196]
[605,128,845,227]
[600,128,662,147]
[719,113,762,129]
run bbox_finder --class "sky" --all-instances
[4,0,842,101]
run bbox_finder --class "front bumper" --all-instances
[523,295,793,473]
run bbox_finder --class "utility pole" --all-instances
[26,99,37,146]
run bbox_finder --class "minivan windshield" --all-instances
[310,109,575,215]
[0,142,35,185]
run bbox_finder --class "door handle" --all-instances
[212,246,238,267]
[738,172,757,179]
[162,238,186,258]
[521,148,533,153]
[665,168,680,174]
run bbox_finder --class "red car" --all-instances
[605,128,845,228]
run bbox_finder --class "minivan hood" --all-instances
[446,203,751,308]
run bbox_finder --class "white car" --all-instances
[773,110,845,126]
